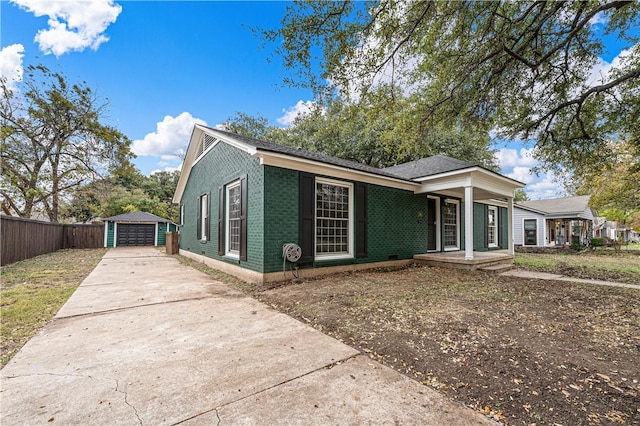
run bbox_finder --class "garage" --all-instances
[103,211,177,248]
[116,223,156,246]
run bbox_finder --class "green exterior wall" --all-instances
[106,221,115,247]
[178,142,264,272]
[472,204,509,252]
[156,223,177,246]
[179,141,509,275]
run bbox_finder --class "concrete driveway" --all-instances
[1,248,495,425]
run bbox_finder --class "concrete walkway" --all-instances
[1,248,494,425]
[500,269,640,290]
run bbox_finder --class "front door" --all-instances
[427,197,439,251]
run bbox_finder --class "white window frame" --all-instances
[443,199,460,251]
[199,193,208,241]
[225,180,241,258]
[180,204,185,226]
[487,206,499,248]
[314,177,354,261]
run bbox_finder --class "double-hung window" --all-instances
[226,180,241,257]
[487,206,498,248]
[315,178,353,259]
[197,193,209,241]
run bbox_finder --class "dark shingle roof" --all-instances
[381,155,476,179]
[103,211,172,223]
[208,127,412,181]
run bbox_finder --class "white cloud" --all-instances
[150,165,182,175]
[495,147,537,168]
[588,45,636,87]
[277,100,315,126]
[497,147,565,200]
[0,44,25,89]
[132,112,206,158]
[11,0,122,56]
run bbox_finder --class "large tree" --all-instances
[1,65,134,222]
[263,1,640,176]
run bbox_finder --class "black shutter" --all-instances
[498,207,504,248]
[484,204,489,248]
[205,192,211,241]
[218,187,224,255]
[197,196,202,241]
[240,175,248,261]
[356,182,368,258]
[298,172,315,263]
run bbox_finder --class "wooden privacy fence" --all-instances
[1,215,104,266]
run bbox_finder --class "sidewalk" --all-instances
[1,248,495,425]
[500,269,640,290]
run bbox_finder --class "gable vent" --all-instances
[197,134,218,158]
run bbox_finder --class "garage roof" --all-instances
[103,211,172,223]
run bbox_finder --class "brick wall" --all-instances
[179,142,264,272]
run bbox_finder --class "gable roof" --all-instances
[103,211,172,223]
[173,125,523,203]
[209,127,410,181]
[382,155,477,179]
[516,195,592,216]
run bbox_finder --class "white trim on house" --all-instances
[103,222,108,247]
[113,222,118,247]
[314,177,354,261]
[225,179,241,259]
[488,205,499,248]
[256,151,417,192]
[443,198,460,252]
[154,223,158,246]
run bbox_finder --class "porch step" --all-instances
[478,263,515,273]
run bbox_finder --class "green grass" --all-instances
[515,251,640,274]
[1,249,106,368]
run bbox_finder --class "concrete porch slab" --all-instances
[414,250,514,271]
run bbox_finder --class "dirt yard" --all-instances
[252,264,640,425]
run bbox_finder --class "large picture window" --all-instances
[443,199,459,250]
[315,178,353,259]
[487,206,498,248]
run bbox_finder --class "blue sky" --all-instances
[1,1,635,200]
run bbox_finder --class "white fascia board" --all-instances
[173,125,259,203]
[414,167,525,188]
[256,151,417,191]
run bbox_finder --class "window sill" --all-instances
[314,254,353,262]
[224,252,240,260]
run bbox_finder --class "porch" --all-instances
[414,250,514,271]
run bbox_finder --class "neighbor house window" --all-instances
[524,219,537,246]
[443,199,459,250]
[487,206,498,248]
[197,193,209,241]
[315,178,353,259]
[226,180,241,257]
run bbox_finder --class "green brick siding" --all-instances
[367,185,427,261]
[106,221,115,247]
[473,202,486,251]
[500,206,508,248]
[179,142,264,272]
[263,166,299,272]
[260,170,427,273]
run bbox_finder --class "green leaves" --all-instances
[263,0,640,177]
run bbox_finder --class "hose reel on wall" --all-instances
[282,243,302,279]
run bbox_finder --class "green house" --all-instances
[104,211,177,247]
[173,126,524,283]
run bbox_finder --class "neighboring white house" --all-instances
[513,195,596,247]
[596,219,640,243]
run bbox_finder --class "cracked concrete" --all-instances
[1,247,495,425]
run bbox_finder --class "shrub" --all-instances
[591,238,603,247]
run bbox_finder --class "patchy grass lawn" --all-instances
[0,249,106,368]
[242,264,640,425]
[515,251,640,284]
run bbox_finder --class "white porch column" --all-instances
[508,196,514,255]
[464,185,474,260]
